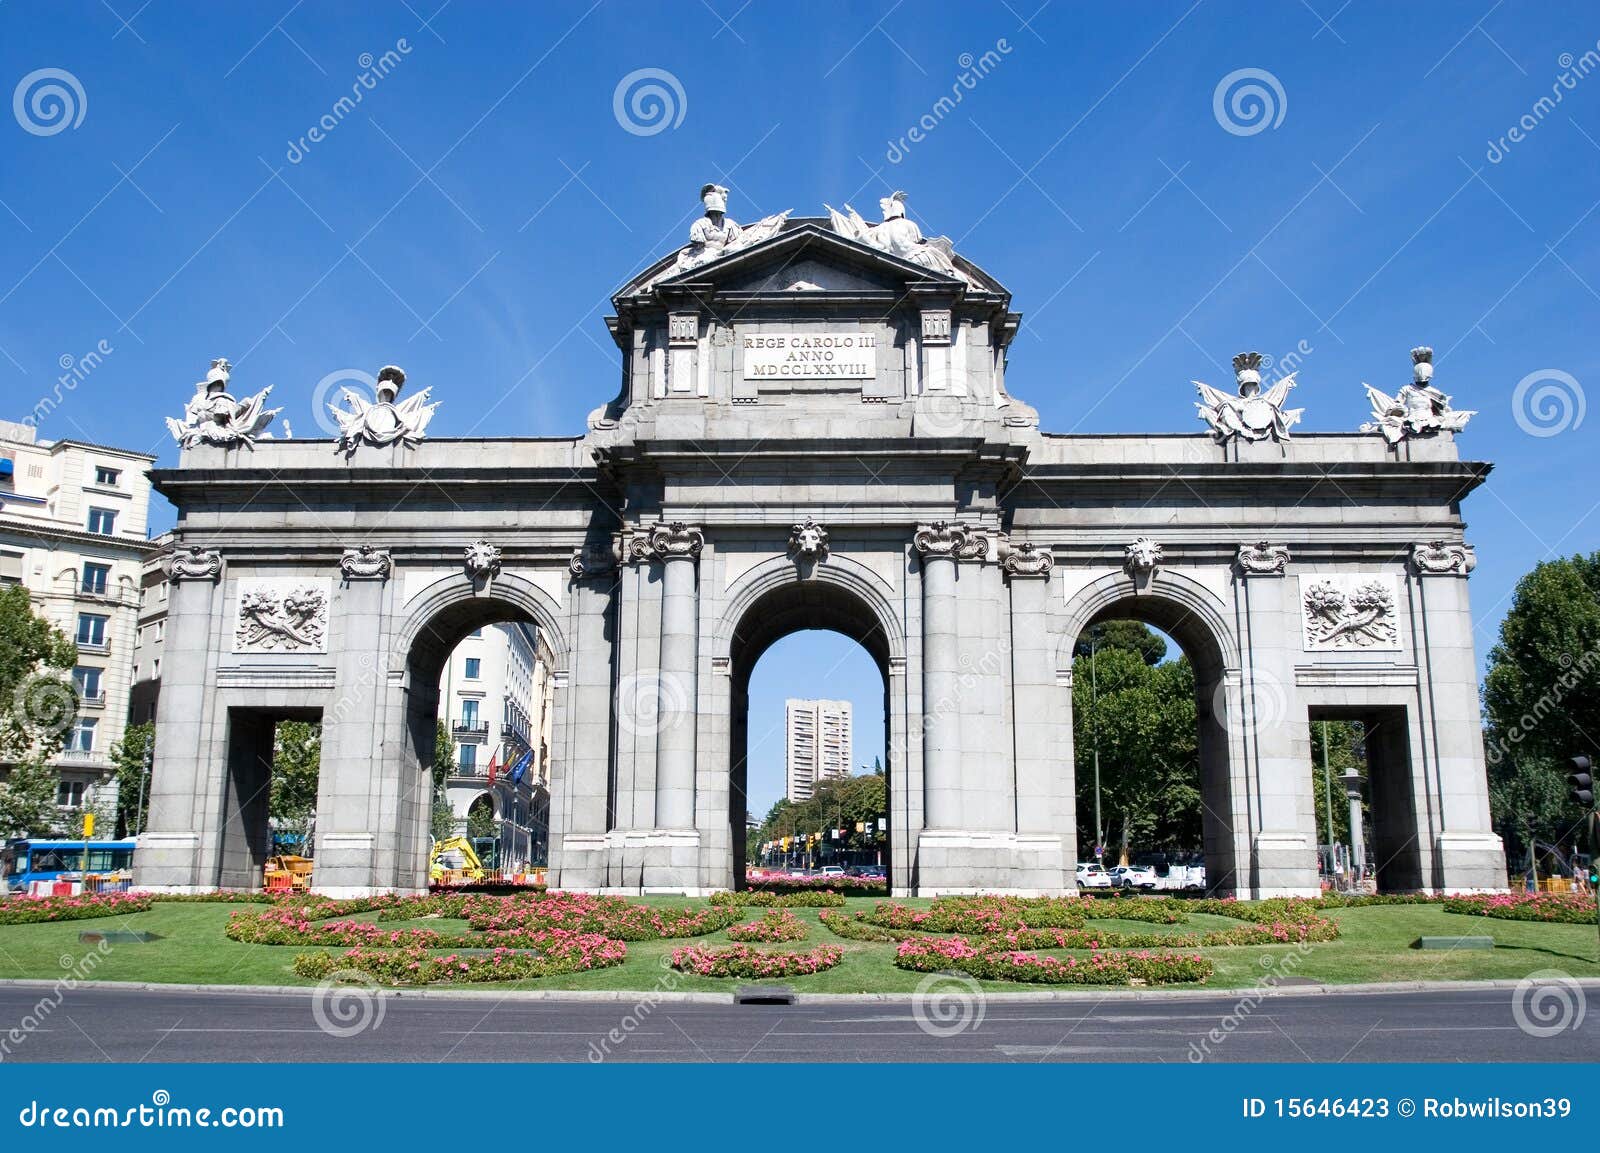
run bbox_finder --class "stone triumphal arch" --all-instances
[137,189,1506,898]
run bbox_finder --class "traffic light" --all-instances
[1568,756,1595,808]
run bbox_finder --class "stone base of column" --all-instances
[913,830,1069,895]
[132,832,204,891]
[1433,832,1509,894]
[1247,831,1320,899]
[309,833,411,898]
[549,829,711,894]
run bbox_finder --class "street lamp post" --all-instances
[1340,769,1365,883]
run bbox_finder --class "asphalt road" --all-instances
[1,984,1593,1062]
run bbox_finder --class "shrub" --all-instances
[1189,896,1340,941]
[0,893,154,924]
[726,911,807,942]
[464,893,740,940]
[709,890,846,908]
[292,932,627,985]
[744,875,887,896]
[1442,892,1595,924]
[893,937,1211,985]
[669,943,843,978]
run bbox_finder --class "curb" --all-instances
[2,975,1596,1004]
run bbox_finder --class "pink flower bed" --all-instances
[894,936,1212,985]
[669,943,843,978]
[0,892,153,925]
[726,910,808,942]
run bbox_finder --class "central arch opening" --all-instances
[1072,597,1237,894]
[402,594,558,885]
[728,579,893,889]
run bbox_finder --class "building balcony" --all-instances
[452,722,489,742]
[76,640,111,655]
[449,763,491,780]
[78,692,106,710]
[56,748,102,765]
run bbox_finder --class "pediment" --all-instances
[613,220,1005,303]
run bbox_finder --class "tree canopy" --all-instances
[0,585,78,838]
[1481,552,1600,864]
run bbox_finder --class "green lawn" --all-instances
[1,897,1596,994]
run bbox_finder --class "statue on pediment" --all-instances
[1361,347,1473,444]
[166,358,281,448]
[665,184,791,279]
[1195,352,1302,443]
[328,365,438,456]
[826,191,969,283]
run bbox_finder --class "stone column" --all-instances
[649,522,703,830]
[136,545,222,892]
[915,522,966,829]
[315,547,395,896]
[1004,542,1054,834]
[1410,540,1506,891]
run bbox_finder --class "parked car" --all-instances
[1115,865,1159,890]
[819,865,846,877]
[1075,862,1112,889]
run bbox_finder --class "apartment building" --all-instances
[785,698,853,803]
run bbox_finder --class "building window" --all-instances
[461,699,479,728]
[73,666,102,701]
[56,780,86,807]
[0,550,22,585]
[81,562,110,595]
[459,744,477,770]
[68,717,97,753]
[464,657,481,679]
[93,465,120,486]
[76,613,108,646]
[152,657,160,678]
[86,507,116,535]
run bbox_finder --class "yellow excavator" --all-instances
[429,836,487,885]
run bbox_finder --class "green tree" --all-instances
[431,798,459,841]
[1481,552,1600,862]
[467,796,497,840]
[1074,619,1167,666]
[432,721,456,792]
[270,721,321,850]
[108,721,156,837]
[0,585,78,838]
[1309,720,1363,847]
[0,759,61,840]
[1072,644,1198,859]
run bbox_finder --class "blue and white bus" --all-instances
[1,838,136,893]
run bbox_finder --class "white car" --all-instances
[1115,865,1159,890]
[818,865,846,877]
[1075,862,1112,889]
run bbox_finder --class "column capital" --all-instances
[914,520,988,561]
[165,544,221,582]
[339,544,392,581]
[1001,540,1054,580]
[1236,540,1290,577]
[1411,540,1475,576]
[632,521,704,563]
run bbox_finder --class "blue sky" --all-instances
[4,2,1597,814]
